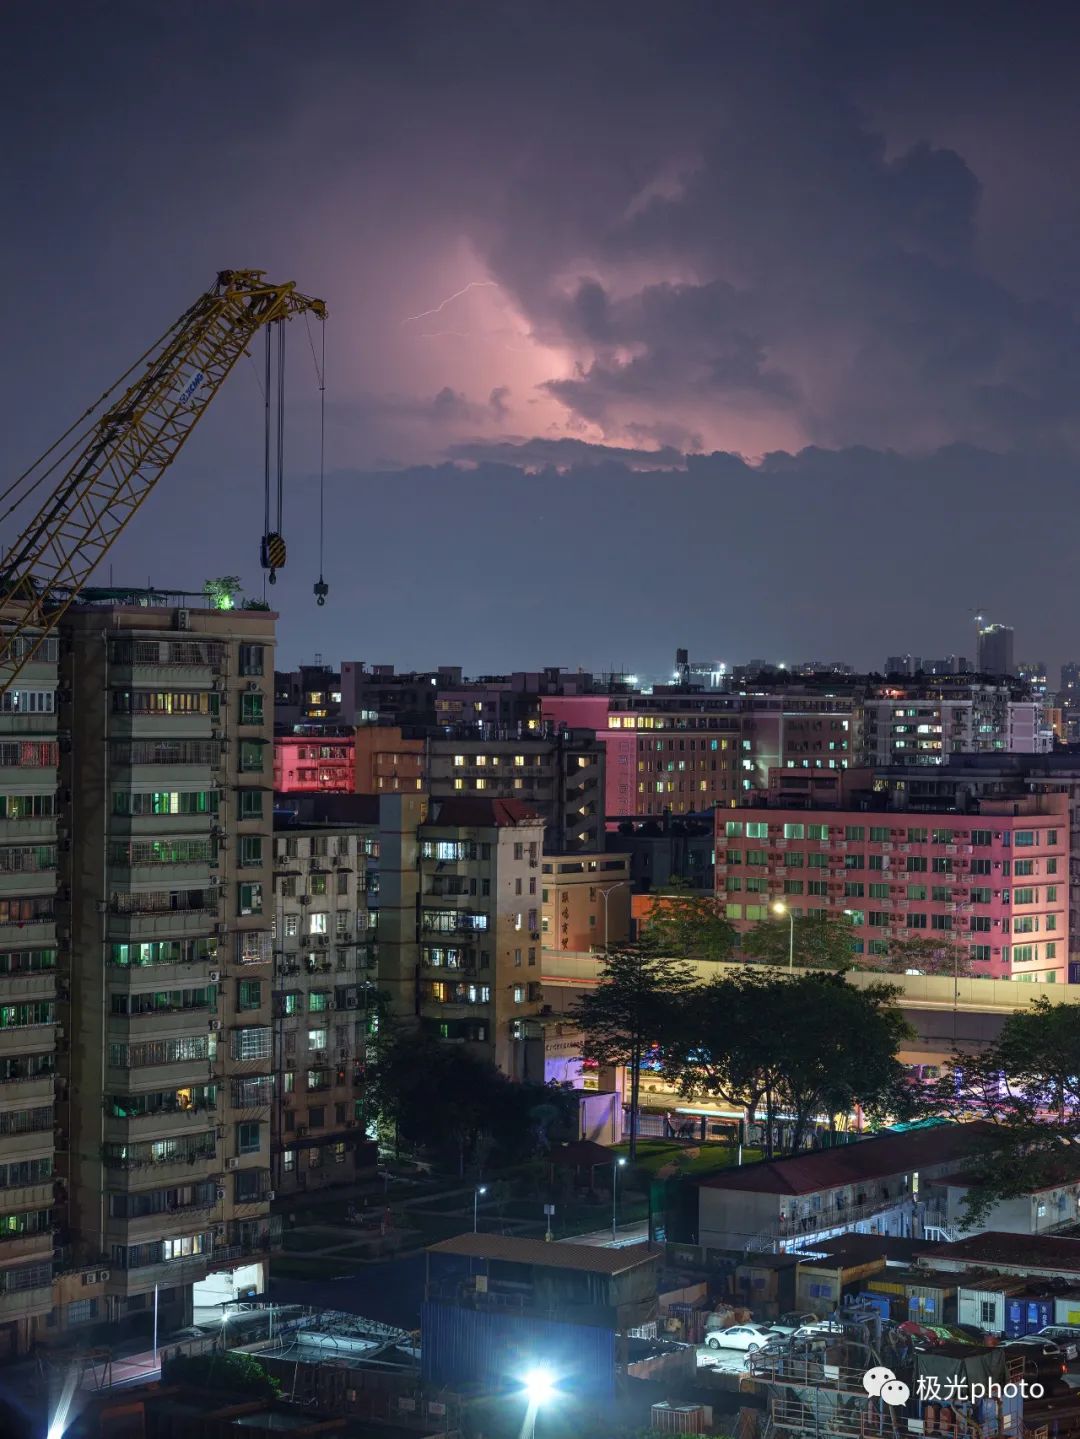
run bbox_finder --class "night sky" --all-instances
[3,2,1079,677]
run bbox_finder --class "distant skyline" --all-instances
[4,3,1080,678]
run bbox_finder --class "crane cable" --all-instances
[306,313,329,606]
[260,321,287,584]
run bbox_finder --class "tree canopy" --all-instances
[640,883,736,961]
[741,912,855,971]
[663,970,912,1156]
[570,939,695,1156]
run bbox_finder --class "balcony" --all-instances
[110,1202,218,1245]
[104,1106,217,1143]
[103,1154,218,1187]
[0,973,56,1003]
[0,1283,52,1321]
[0,1183,54,1212]
[107,909,218,940]
[769,1191,910,1241]
[108,1008,216,1041]
[112,1253,210,1293]
[108,862,213,890]
[0,920,55,947]
[0,1023,55,1057]
[0,1232,52,1263]
[0,1073,53,1105]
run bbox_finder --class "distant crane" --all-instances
[0,269,327,696]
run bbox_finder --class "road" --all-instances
[558,1220,650,1248]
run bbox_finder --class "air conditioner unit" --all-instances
[224,1158,239,1171]
[246,681,260,693]
[175,609,190,631]
[266,1190,275,1202]
[54,1024,65,1039]
[83,1271,97,1286]
[98,1270,110,1283]
[296,1125,308,1137]
[213,1224,226,1239]
[216,923,228,937]
[216,1186,226,1201]
[208,1019,221,1032]
[208,970,221,982]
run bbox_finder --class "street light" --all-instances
[612,1155,627,1240]
[474,1185,487,1233]
[598,882,630,955]
[772,900,794,970]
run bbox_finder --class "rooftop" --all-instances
[698,1123,996,1197]
[425,797,544,829]
[426,1232,658,1275]
[918,1231,1080,1274]
[795,1234,932,1269]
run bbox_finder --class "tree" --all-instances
[741,912,854,970]
[867,933,972,977]
[640,881,736,961]
[203,574,240,610]
[367,1027,575,1174]
[165,1351,280,1399]
[912,998,1080,1227]
[569,940,694,1158]
[663,971,912,1158]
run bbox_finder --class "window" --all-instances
[1014,887,1035,905]
[725,822,744,837]
[239,836,262,869]
[808,824,829,840]
[239,789,263,819]
[237,979,261,1010]
[907,828,928,843]
[231,1027,271,1061]
[869,912,888,927]
[239,644,264,676]
[308,1029,328,1051]
[783,880,803,895]
[240,692,264,724]
[746,821,768,838]
[308,991,329,1013]
[869,826,888,842]
[238,882,262,915]
[907,885,927,901]
[1048,830,1059,845]
[239,741,264,773]
[931,857,952,874]
[783,823,804,839]
[971,830,992,847]
[970,886,992,904]
[906,856,927,872]
[236,1121,260,1155]
[931,914,952,931]
[970,944,991,962]
[843,882,864,898]
[907,913,928,929]
[308,911,328,934]
[1014,830,1035,847]
[844,826,865,841]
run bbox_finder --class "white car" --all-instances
[705,1323,779,1352]
[790,1320,847,1344]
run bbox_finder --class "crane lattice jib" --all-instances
[0,269,326,691]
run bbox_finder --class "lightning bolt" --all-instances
[402,281,498,324]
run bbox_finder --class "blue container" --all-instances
[1024,1298,1053,1334]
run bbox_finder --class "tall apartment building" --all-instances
[717,792,1069,983]
[862,686,1046,766]
[977,623,1015,677]
[58,594,276,1339]
[378,795,545,1077]
[273,661,343,729]
[271,809,378,1197]
[0,628,60,1355]
[427,730,605,852]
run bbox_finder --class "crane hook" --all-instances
[314,577,329,607]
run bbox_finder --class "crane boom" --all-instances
[0,268,326,691]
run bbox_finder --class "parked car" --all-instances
[1002,1338,1067,1383]
[791,1320,847,1341]
[705,1323,782,1353]
[1036,1326,1080,1361]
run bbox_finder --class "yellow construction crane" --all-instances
[0,268,326,694]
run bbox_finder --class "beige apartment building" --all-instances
[378,794,546,1077]
[271,808,379,1197]
[52,593,276,1339]
[540,853,632,953]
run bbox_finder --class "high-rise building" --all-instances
[58,593,277,1339]
[977,623,1015,677]
[270,804,378,1197]
[0,626,60,1353]
[378,794,545,1077]
[862,685,1046,766]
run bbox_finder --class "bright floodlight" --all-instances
[523,1367,556,1406]
[772,901,787,915]
[616,1157,627,1167]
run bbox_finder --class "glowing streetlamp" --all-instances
[772,900,794,970]
[612,1155,627,1240]
[474,1185,487,1233]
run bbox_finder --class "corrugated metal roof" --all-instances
[426,1232,658,1274]
[698,1122,996,1197]
[426,797,543,828]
